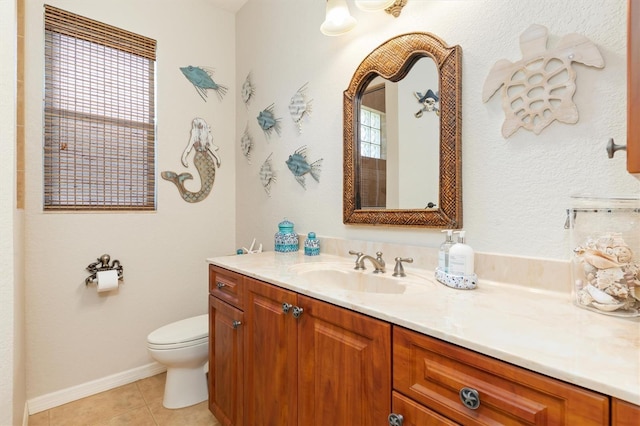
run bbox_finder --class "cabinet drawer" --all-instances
[393,326,609,425]
[391,391,459,425]
[209,265,244,309]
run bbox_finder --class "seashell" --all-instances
[584,284,620,305]
[612,246,633,264]
[580,250,622,269]
[577,289,593,306]
[591,301,626,312]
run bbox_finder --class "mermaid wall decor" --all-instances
[161,117,221,203]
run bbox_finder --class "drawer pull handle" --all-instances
[459,387,480,410]
[282,303,293,314]
[232,320,242,329]
[388,413,404,426]
[216,281,226,289]
[292,306,304,318]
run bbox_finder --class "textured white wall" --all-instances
[24,0,236,398]
[0,1,18,422]
[235,0,638,261]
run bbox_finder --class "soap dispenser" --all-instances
[449,230,475,276]
[438,229,454,273]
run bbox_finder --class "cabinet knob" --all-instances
[292,306,304,318]
[216,281,226,289]
[282,303,292,314]
[606,138,627,158]
[388,413,404,426]
[232,320,242,329]
[459,387,480,410]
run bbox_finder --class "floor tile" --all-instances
[137,372,166,404]
[148,400,219,426]
[95,406,157,426]
[48,383,146,426]
[27,410,49,426]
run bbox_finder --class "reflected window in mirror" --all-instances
[360,82,387,208]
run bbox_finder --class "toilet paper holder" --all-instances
[85,254,124,286]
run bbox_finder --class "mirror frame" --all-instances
[343,32,462,228]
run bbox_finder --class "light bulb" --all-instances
[320,0,357,36]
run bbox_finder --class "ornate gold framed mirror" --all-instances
[343,32,462,227]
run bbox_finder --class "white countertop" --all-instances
[207,251,640,405]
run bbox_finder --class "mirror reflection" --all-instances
[343,32,462,228]
[358,57,440,210]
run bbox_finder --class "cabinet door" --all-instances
[393,326,609,425]
[209,296,243,426]
[245,278,298,426]
[297,295,391,425]
[391,391,460,426]
[612,398,640,426]
[629,0,640,173]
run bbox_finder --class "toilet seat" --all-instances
[147,314,208,350]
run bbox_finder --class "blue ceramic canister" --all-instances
[274,219,299,253]
[304,232,320,256]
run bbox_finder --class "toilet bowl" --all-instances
[147,314,209,409]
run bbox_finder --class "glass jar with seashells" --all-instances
[568,196,640,317]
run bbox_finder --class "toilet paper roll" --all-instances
[96,269,119,292]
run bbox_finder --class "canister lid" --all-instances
[147,314,208,345]
[278,218,295,231]
[307,232,316,239]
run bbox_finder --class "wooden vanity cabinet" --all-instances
[244,276,298,425]
[209,266,245,426]
[628,0,639,173]
[244,277,392,425]
[297,294,391,425]
[392,326,610,425]
[612,398,640,426]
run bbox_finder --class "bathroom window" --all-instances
[43,5,157,211]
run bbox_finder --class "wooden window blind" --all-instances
[43,5,156,211]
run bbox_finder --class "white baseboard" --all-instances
[27,362,166,415]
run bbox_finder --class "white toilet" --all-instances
[147,314,209,409]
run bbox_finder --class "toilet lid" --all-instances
[147,314,208,346]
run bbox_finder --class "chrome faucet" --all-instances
[348,250,386,273]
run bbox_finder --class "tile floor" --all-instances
[28,373,220,426]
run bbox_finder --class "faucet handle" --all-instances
[349,250,365,270]
[393,257,413,277]
[375,251,385,266]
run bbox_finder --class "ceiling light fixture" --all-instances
[320,0,407,36]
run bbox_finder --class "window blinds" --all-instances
[43,5,157,210]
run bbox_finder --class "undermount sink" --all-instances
[288,261,433,295]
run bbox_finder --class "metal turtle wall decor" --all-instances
[482,24,604,137]
[161,117,221,203]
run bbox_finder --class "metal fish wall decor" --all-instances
[289,83,312,132]
[180,65,228,102]
[259,153,276,196]
[161,117,221,203]
[241,72,255,107]
[257,103,282,139]
[285,146,322,190]
[240,124,254,164]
